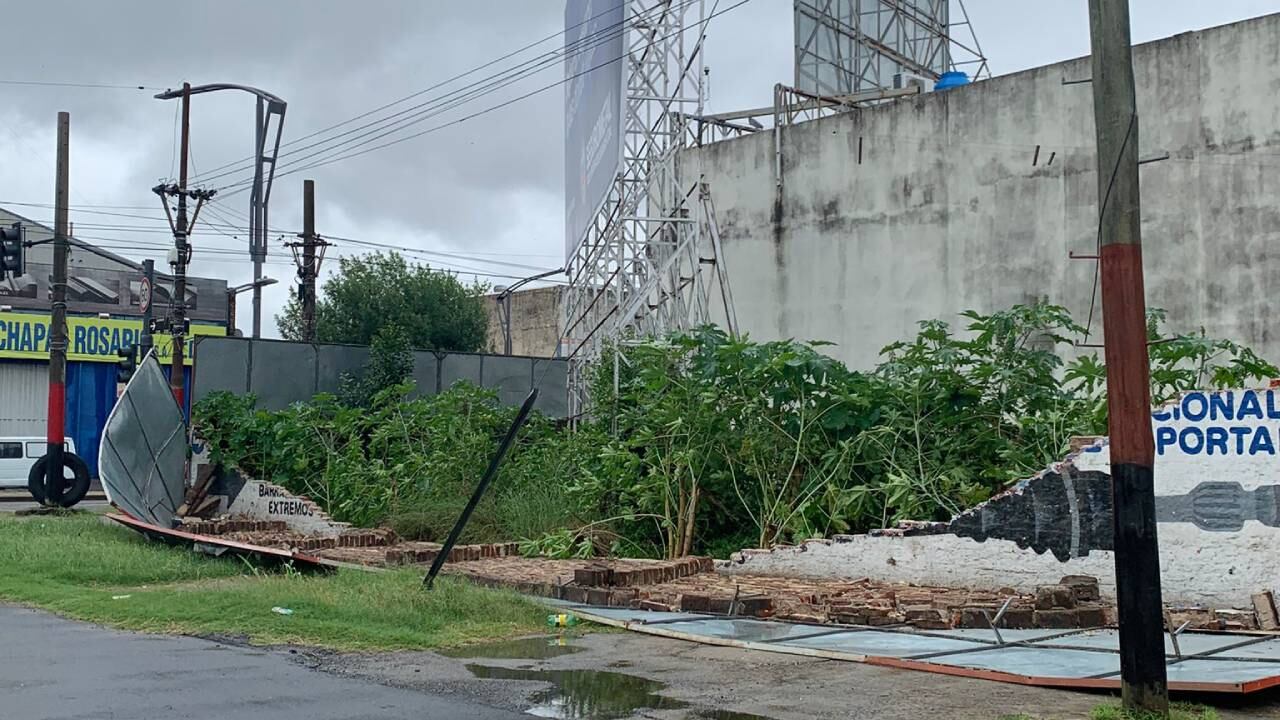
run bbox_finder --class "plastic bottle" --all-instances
[545,607,581,625]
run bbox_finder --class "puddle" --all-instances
[466,664,687,718]
[441,636,582,660]
[689,711,779,720]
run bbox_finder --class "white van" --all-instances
[0,438,76,488]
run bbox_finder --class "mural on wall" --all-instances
[929,388,1280,562]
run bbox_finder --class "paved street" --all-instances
[0,606,524,720]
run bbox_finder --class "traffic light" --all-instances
[0,223,22,275]
[116,344,138,384]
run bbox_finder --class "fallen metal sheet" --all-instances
[106,513,330,570]
[98,352,187,527]
[559,604,1280,694]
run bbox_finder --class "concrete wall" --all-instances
[484,286,563,358]
[687,13,1280,370]
[193,336,568,417]
[722,387,1280,608]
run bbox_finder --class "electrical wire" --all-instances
[0,79,162,91]
[199,0,708,190]
[190,0,650,182]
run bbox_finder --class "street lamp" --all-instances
[226,277,278,336]
[154,83,286,340]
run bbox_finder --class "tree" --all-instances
[276,251,488,351]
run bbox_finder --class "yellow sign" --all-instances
[0,311,223,364]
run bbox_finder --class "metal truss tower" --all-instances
[794,0,989,97]
[562,0,736,419]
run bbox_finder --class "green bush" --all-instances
[196,301,1277,560]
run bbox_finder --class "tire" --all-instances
[27,453,92,507]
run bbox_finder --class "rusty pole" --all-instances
[1087,0,1168,713]
[44,112,70,507]
[301,179,317,342]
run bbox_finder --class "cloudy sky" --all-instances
[0,0,1274,335]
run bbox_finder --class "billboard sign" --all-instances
[0,311,223,364]
[0,261,228,323]
[564,0,625,260]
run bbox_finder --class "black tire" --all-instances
[27,453,92,507]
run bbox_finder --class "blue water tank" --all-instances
[934,71,970,91]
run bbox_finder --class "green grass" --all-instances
[0,513,548,650]
[1090,703,1217,720]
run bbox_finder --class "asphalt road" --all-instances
[0,606,525,720]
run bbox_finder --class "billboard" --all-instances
[564,0,625,260]
[0,311,223,364]
[0,261,228,323]
[794,0,950,96]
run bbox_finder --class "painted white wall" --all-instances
[722,389,1280,608]
[224,480,345,537]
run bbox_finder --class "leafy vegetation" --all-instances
[0,514,547,650]
[200,302,1277,559]
[277,250,489,352]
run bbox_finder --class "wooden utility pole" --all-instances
[170,82,191,407]
[301,179,318,342]
[1087,0,1168,713]
[289,178,327,343]
[44,111,70,507]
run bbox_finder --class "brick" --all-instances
[904,605,942,623]
[1059,575,1101,603]
[956,607,996,629]
[734,596,774,617]
[1076,606,1108,628]
[1034,609,1080,629]
[830,612,867,626]
[1253,592,1280,631]
[575,566,613,587]
[1216,609,1259,631]
[586,588,611,606]
[867,615,902,627]
[560,586,588,604]
[1035,585,1076,610]
[639,600,674,612]
[998,608,1035,629]
[912,619,952,630]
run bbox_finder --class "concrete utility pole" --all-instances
[288,179,328,343]
[44,111,70,507]
[170,82,192,407]
[1087,0,1168,713]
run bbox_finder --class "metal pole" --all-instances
[251,97,265,339]
[170,82,191,408]
[226,289,236,336]
[45,111,70,507]
[502,294,512,355]
[140,259,155,357]
[1087,0,1168,713]
[301,179,317,342]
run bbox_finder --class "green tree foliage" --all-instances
[276,251,488,352]
[339,323,415,407]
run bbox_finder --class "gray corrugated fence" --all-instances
[193,336,567,417]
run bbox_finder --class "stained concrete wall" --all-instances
[484,286,563,358]
[721,388,1280,607]
[687,13,1280,369]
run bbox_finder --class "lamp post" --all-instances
[154,83,286,339]
[226,277,278,336]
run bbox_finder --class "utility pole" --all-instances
[1087,0,1168,714]
[288,179,328,342]
[44,111,70,507]
[170,82,192,407]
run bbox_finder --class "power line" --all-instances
[0,79,163,91]
[189,0,668,183]
[200,0,704,189]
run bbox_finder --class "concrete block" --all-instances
[1059,575,1102,603]
[1035,585,1077,610]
